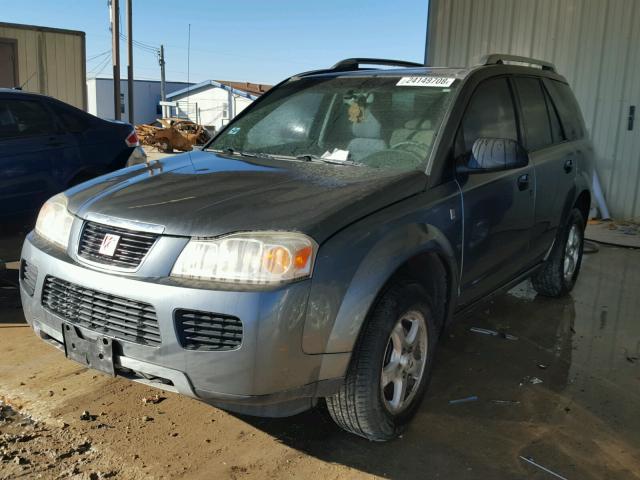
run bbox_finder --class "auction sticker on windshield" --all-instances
[397,76,455,87]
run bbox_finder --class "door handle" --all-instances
[517,173,529,191]
[564,158,574,173]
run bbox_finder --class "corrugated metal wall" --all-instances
[0,23,86,109]
[426,0,640,220]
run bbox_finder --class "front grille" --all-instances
[42,276,161,346]
[175,309,243,351]
[78,221,158,270]
[20,259,38,296]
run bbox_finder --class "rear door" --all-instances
[513,76,576,261]
[0,96,77,228]
[456,76,536,305]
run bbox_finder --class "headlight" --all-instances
[171,231,317,285]
[35,193,75,249]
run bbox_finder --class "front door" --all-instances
[455,77,536,305]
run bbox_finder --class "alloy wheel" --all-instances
[380,310,428,414]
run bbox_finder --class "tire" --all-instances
[532,208,585,297]
[326,282,438,441]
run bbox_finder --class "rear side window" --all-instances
[52,103,91,133]
[514,77,552,151]
[458,77,518,154]
[0,99,54,138]
[543,79,585,140]
[542,86,565,143]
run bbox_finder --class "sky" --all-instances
[1,0,429,85]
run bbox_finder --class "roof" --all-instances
[166,80,272,101]
[217,81,271,96]
[0,21,85,37]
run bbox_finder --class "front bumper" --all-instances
[19,234,347,416]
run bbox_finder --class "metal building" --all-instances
[0,22,86,109]
[425,0,640,220]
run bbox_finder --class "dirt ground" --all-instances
[1,244,639,479]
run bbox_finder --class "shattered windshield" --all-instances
[209,74,458,171]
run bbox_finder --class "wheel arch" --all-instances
[574,189,591,223]
[306,222,459,357]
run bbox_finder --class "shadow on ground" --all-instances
[238,246,640,479]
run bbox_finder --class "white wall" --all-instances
[172,86,254,131]
[426,0,640,219]
[87,78,191,124]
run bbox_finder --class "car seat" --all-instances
[390,119,435,147]
[346,109,387,161]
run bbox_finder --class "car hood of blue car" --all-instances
[65,150,428,242]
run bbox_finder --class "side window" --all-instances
[542,85,565,143]
[543,79,584,140]
[458,77,518,155]
[53,104,91,133]
[246,92,324,148]
[3,99,54,137]
[0,100,19,139]
[514,77,552,151]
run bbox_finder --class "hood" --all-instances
[67,151,427,243]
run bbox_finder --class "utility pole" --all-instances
[110,0,121,120]
[159,45,166,118]
[126,0,134,124]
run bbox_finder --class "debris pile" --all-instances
[135,118,212,153]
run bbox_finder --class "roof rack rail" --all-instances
[331,58,423,71]
[480,53,556,72]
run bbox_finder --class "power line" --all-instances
[87,49,111,61]
[88,54,112,76]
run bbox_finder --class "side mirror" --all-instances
[457,138,528,173]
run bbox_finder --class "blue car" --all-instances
[0,89,144,237]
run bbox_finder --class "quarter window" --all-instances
[543,79,584,140]
[458,77,518,154]
[542,85,565,143]
[514,77,553,151]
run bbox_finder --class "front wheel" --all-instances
[325,282,438,441]
[532,208,585,297]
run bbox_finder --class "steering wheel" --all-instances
[390,140,424,150]
[389,141,426,162]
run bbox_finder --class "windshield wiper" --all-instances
[219,148,275,159]
[295,154,362,166]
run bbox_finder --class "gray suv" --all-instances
[19,54,593,441]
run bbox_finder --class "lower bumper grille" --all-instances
[175,309,243,351]
[41,276,161,346]
[20,259,38,296]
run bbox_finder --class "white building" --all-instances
[425,0,640,219]
[86,78,191,125]
[166,80,271,132]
